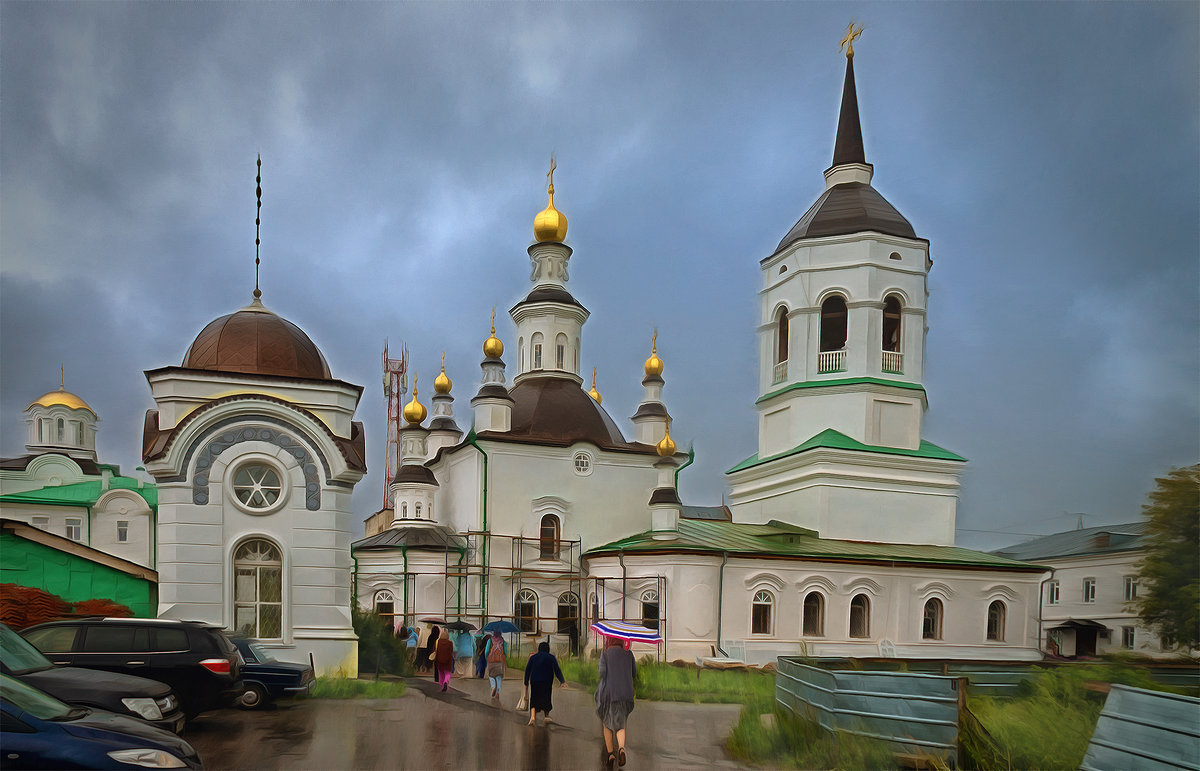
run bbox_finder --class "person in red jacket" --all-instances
[433,627,454,692]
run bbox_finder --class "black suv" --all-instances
[20,618,244,719]
[0,622,186,733]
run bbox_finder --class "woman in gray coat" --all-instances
[595,635,636,768]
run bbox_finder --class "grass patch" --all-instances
[727,704,897,770]
[309,676,407,700]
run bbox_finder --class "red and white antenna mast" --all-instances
[381,339,408,509]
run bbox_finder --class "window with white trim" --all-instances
[1123,576,1137,601]
[31,516,49,531]
[234,539,283,639]
[232,462,284,512]
[849,594,870,638]
[751,590,773,635]
[517,589,538,634]
[641,589,660,631]
[1047,581,1060,605]
[1122,626,1135,649]
[116,521,129,543]
[1083,578,1096,604]
[986,600,1006,641]
[922,598,943,640]
[802,592,824,636]
[64,518,82,541]
[572,452,592,476]
[539,514,560,560]
[557,592,580,635]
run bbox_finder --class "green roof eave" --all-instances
[585,519,1047,572]
[757,377,926,405]
[727,428,966,473]
[0,477,156,508]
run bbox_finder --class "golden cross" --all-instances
[547,153,557,190]
[652,328,658,353]
[840,22,863,57]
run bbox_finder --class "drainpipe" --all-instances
[715,552,729,657]
[466,432,490,619]
[673,445,695,491]
[619,549,627,621]
[1038,567,1056,655]
[402,546,409,623]
[136,467,155,570]
[85,505,92,548]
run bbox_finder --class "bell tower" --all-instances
[727,26,964,546]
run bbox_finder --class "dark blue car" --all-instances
[230,639,314,709]
[0,674,201,769]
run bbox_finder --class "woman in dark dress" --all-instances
[596,636,636,768]
[523,641,565,725]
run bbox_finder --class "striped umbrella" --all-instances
[590,620,663,644]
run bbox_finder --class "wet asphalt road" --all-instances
[184,674,746,770]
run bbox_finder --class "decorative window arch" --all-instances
[517,589,538,634]
[557,591,580,635]
[531,332,544,370]
[555,333,567,369]
[883,295,902,353]
[233,538,283,639]
[641,589,660,631]
[374,589,396,624]
[775,306,789,364]
[922,598,944,640]
[751,589,774,635]
[850,594,870,638]
[802,591,825,636]
[819,295,848,352]
[539,514,560,559]
[986,600,1006,641]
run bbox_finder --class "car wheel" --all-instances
[238,684,269,710]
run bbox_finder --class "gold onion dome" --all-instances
[656,426,677,457]
[644,330,664,377]
[533,156,568,243]
[483,309,504,358]
[588,367,603,404]
[29,385,94,414]
[434,353,452,394]
[402,374,427,424]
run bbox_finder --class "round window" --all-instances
[572,452,592,476]
[231,462,285,513]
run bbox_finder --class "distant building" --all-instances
[0,382,156,568]
[993,521,1176,659]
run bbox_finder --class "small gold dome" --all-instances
[644,330,664,377]
[656,426,677,457]
[588,367,602,404]
[29,386,94,415]
[483,309,504,358]
[402,374,427,424]
[434,353,452,394]
[533,156,567,243]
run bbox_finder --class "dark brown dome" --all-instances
[182,301,331,380]
[498,376,639,450]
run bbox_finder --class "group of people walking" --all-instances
[399,622,637,768]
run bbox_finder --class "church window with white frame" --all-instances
[539,514,560,559]
[557,591,580,635]
[1047,580,1060,605]
[751,590,773,635]
[986,600,1006,641]
[555,333,567,369]
[849,594,870,638]
[1082,577,1096,604]
[1123,576,1137,601]
[516,589,538,634]
[802,591,824,636]
[64,518,81,541]
[231,461,284,513]
[572,452,592,476]
[922,598,943,640]
[641,589,660,631]
[819,296,848,353]
[116,521,129,543]
[775,307,789,364]
[532,333,543,370]
[234,539,283,639]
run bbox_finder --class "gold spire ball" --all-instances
[483,308,504,358]
[533,154,568,243]
[644,329,664,377]
[403,373,427,424]
[588,367,603,404]
[434,352,452,394]
[656,424,677,457]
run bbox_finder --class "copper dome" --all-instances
[182,300,332,380]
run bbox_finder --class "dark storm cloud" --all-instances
[2,2,1196,547]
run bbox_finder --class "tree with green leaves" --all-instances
[1134,464,1199,652]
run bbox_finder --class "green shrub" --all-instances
[309,677,407,699]
[352,607,411,677]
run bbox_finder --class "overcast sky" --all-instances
[2,2,1196,550]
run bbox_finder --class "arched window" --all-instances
[883,295,902,353]
[415,502,422,518]
[819,296,848,352]
[802,592,825,636]
[590,592,599,624]
[517,589,538,634]
[850,594,870,638]
[986,600,1006,641]
[56,418,65,443]
[775,307,789,364]
[400,502,408,519]
[922,598,943,640]
[518,337,525,370]
[37,420,43,443]
[641,589,660,631]
[751,590,774,635]
[234,539,283,639]
[531,333,543,369]
[74,421,84,445]
[555,333,567,369]
[557,592,580,636]
[539,514,560,559]
[374,590,396,625]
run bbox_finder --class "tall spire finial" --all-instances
[491,308,496,335]
[254,155,263,299]
[59,363,65,390]
[547,153,557,195]
[840,21,863,58]
[652,328,658,354]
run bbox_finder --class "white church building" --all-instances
[352,42,1047,664]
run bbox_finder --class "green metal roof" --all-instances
[728,428,966,473]
[0,477,157,508]
[757,376,926,405]
[586,517,1045,571]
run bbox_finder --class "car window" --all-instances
[245,641,273,662]
[22,626,78,653]
[81,626,149,653]
[0,625,52,675]
[152,628,189,652]
[0,674,72,720]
